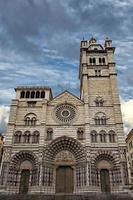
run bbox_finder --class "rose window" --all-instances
[54,104,76,123]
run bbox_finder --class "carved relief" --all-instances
[44,136,86,163]
[55,150,75,164]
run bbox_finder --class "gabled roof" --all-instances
[88,43,104,50]
[48,90,83,105]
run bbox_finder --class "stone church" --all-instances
[0,38,128,194]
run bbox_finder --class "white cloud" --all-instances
[98,0,133,7]
[0,105,10,134]
[121,98,133,134]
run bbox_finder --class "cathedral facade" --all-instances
[0,38,128,194]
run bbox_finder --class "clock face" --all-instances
[54,104,76,123]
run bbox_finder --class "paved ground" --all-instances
[0,194,133,200]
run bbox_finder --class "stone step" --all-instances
[0,194,133,200]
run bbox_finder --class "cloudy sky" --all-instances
[0,0,133,134]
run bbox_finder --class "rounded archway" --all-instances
[44,136,86,163]
[10,150,38,169]
[94,154,114,193]
[8,151,39,194]
[43,136,87,194]
[91,151,122,193]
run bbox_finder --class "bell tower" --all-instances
[80,36,127,153]
[79,37,128,187]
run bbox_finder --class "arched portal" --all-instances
[8,151,38,194]
[95,154,114,192]
[43,136,87,193]
[92,152,120,193]
[44,136,86,163]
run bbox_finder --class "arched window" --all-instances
[109,130,116,143]
[102,57,105,64]
[23,131,31,143]
[46,128,53,140]
[14,131,22,143]
[96,101,103,107]
[94,112,107,125]
[93,58,96,64]
[31,117,37,126]
[31,91,35,98]
[99,58,101,64]
[27,134,30,143]
[99,101,103,107]
[91,130,97,143]
[99,130,106,143]
[25,117,30,126]
[41,91,45,98]
[90,57,96,65]
[32,131,39,143]
[90,58,92,64]
[36,91,40,98]
[95,116,100,125]
[77,128,84,140]
[20,91,25,98]
[101,116,106,125]
[24,114,37,126]
[26,91,30,98]
[95,97,104,107]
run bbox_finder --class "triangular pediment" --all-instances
[48,90,83,106]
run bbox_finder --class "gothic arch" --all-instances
[10,151,38,169]
[91,150,120,169]
[90,151,122,190]
[44,136,86,163]
[95,154,114,169]
[7,151,39,190]
[14,131,22,143]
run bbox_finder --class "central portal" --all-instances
[56,166,74,193]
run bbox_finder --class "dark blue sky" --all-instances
[0,0,133,133]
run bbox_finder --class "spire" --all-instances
[80,36,87,48]
[89,37,97,45]
[105,37,112,48]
